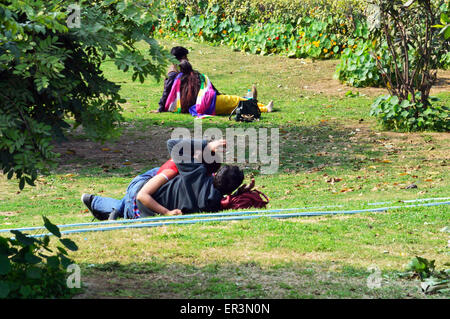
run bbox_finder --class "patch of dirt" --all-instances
[302,67,450,97]
[52,126,174,173]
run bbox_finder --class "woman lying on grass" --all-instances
[164,61,274,117]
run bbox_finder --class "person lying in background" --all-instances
[164,61,274,117]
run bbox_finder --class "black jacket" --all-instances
[137,139,223,215]
[158,71,178,112]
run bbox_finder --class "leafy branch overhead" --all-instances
[0,0,173,189]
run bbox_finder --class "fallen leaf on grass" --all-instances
[340,188,354,193]
[327,177,342,183]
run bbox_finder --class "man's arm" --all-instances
[136,170,182,216]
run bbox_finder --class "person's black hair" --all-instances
[203,150,222,176]
[179,60,193,74]
[170,46,189,61]
[179,60,199,113]
[213,165,244,195]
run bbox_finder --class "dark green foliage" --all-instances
[402,256,449,294]
[370,94,449,131]
[367,0,449,132]
[0,216,79,299]
[0,0,172,188]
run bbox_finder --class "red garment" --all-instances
[157,159,179,179]
[220,190,269,210]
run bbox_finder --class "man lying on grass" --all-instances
[81,138,249,220]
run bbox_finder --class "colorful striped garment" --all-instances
[164,73,217,118]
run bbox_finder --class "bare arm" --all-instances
[136,169,182,216]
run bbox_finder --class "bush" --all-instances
[335,39,390,87]
[369,94,449,132]
[161,0,366,26]
[0,0,172,189]
[0,217,79,299]
[158,1,370,59]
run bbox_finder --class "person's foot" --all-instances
[266,100,274,112]
[81,193,109,221]
[108,208,121,220]
[251,84,258,100]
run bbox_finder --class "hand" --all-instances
[236,178,255,195]
[165,209,183,216]
[209,139,226,152]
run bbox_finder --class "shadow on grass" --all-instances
[51,119,383,178]
[74,259,427,299]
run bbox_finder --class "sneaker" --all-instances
[266,100,274,112]
[251,84,258,100]
[81,193,108,221]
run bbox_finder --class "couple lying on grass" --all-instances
[157,46,274,117]
[82,138,255,220]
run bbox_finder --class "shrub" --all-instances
[0,0,172,189]
[0,217,79,299]
[161,0,366,25]
[158,1,370,59]
[335,39,390,87]
[369,94,449,132]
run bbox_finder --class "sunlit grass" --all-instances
[1,39,449,298]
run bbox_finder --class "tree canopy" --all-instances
[0,0,172,189]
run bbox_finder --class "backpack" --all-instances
[220,189,269,210]
[229,98,261,122]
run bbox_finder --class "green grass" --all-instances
[1,39,449,299]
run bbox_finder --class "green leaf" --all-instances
[10,230,36,246]
[46,256,60,268]
[42,216,61,238]
[19,285,32,297]
[59,254,72,268]
[443,25,450,40]
[0,281,10,298]
[25,252,42,264]
[59,238,78,251]
[26,267,42,279]
[19,178,25,190]
[0,255,11,275]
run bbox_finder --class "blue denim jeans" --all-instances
[91,167,159,219]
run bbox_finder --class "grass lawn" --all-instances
[1,39,449,299]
